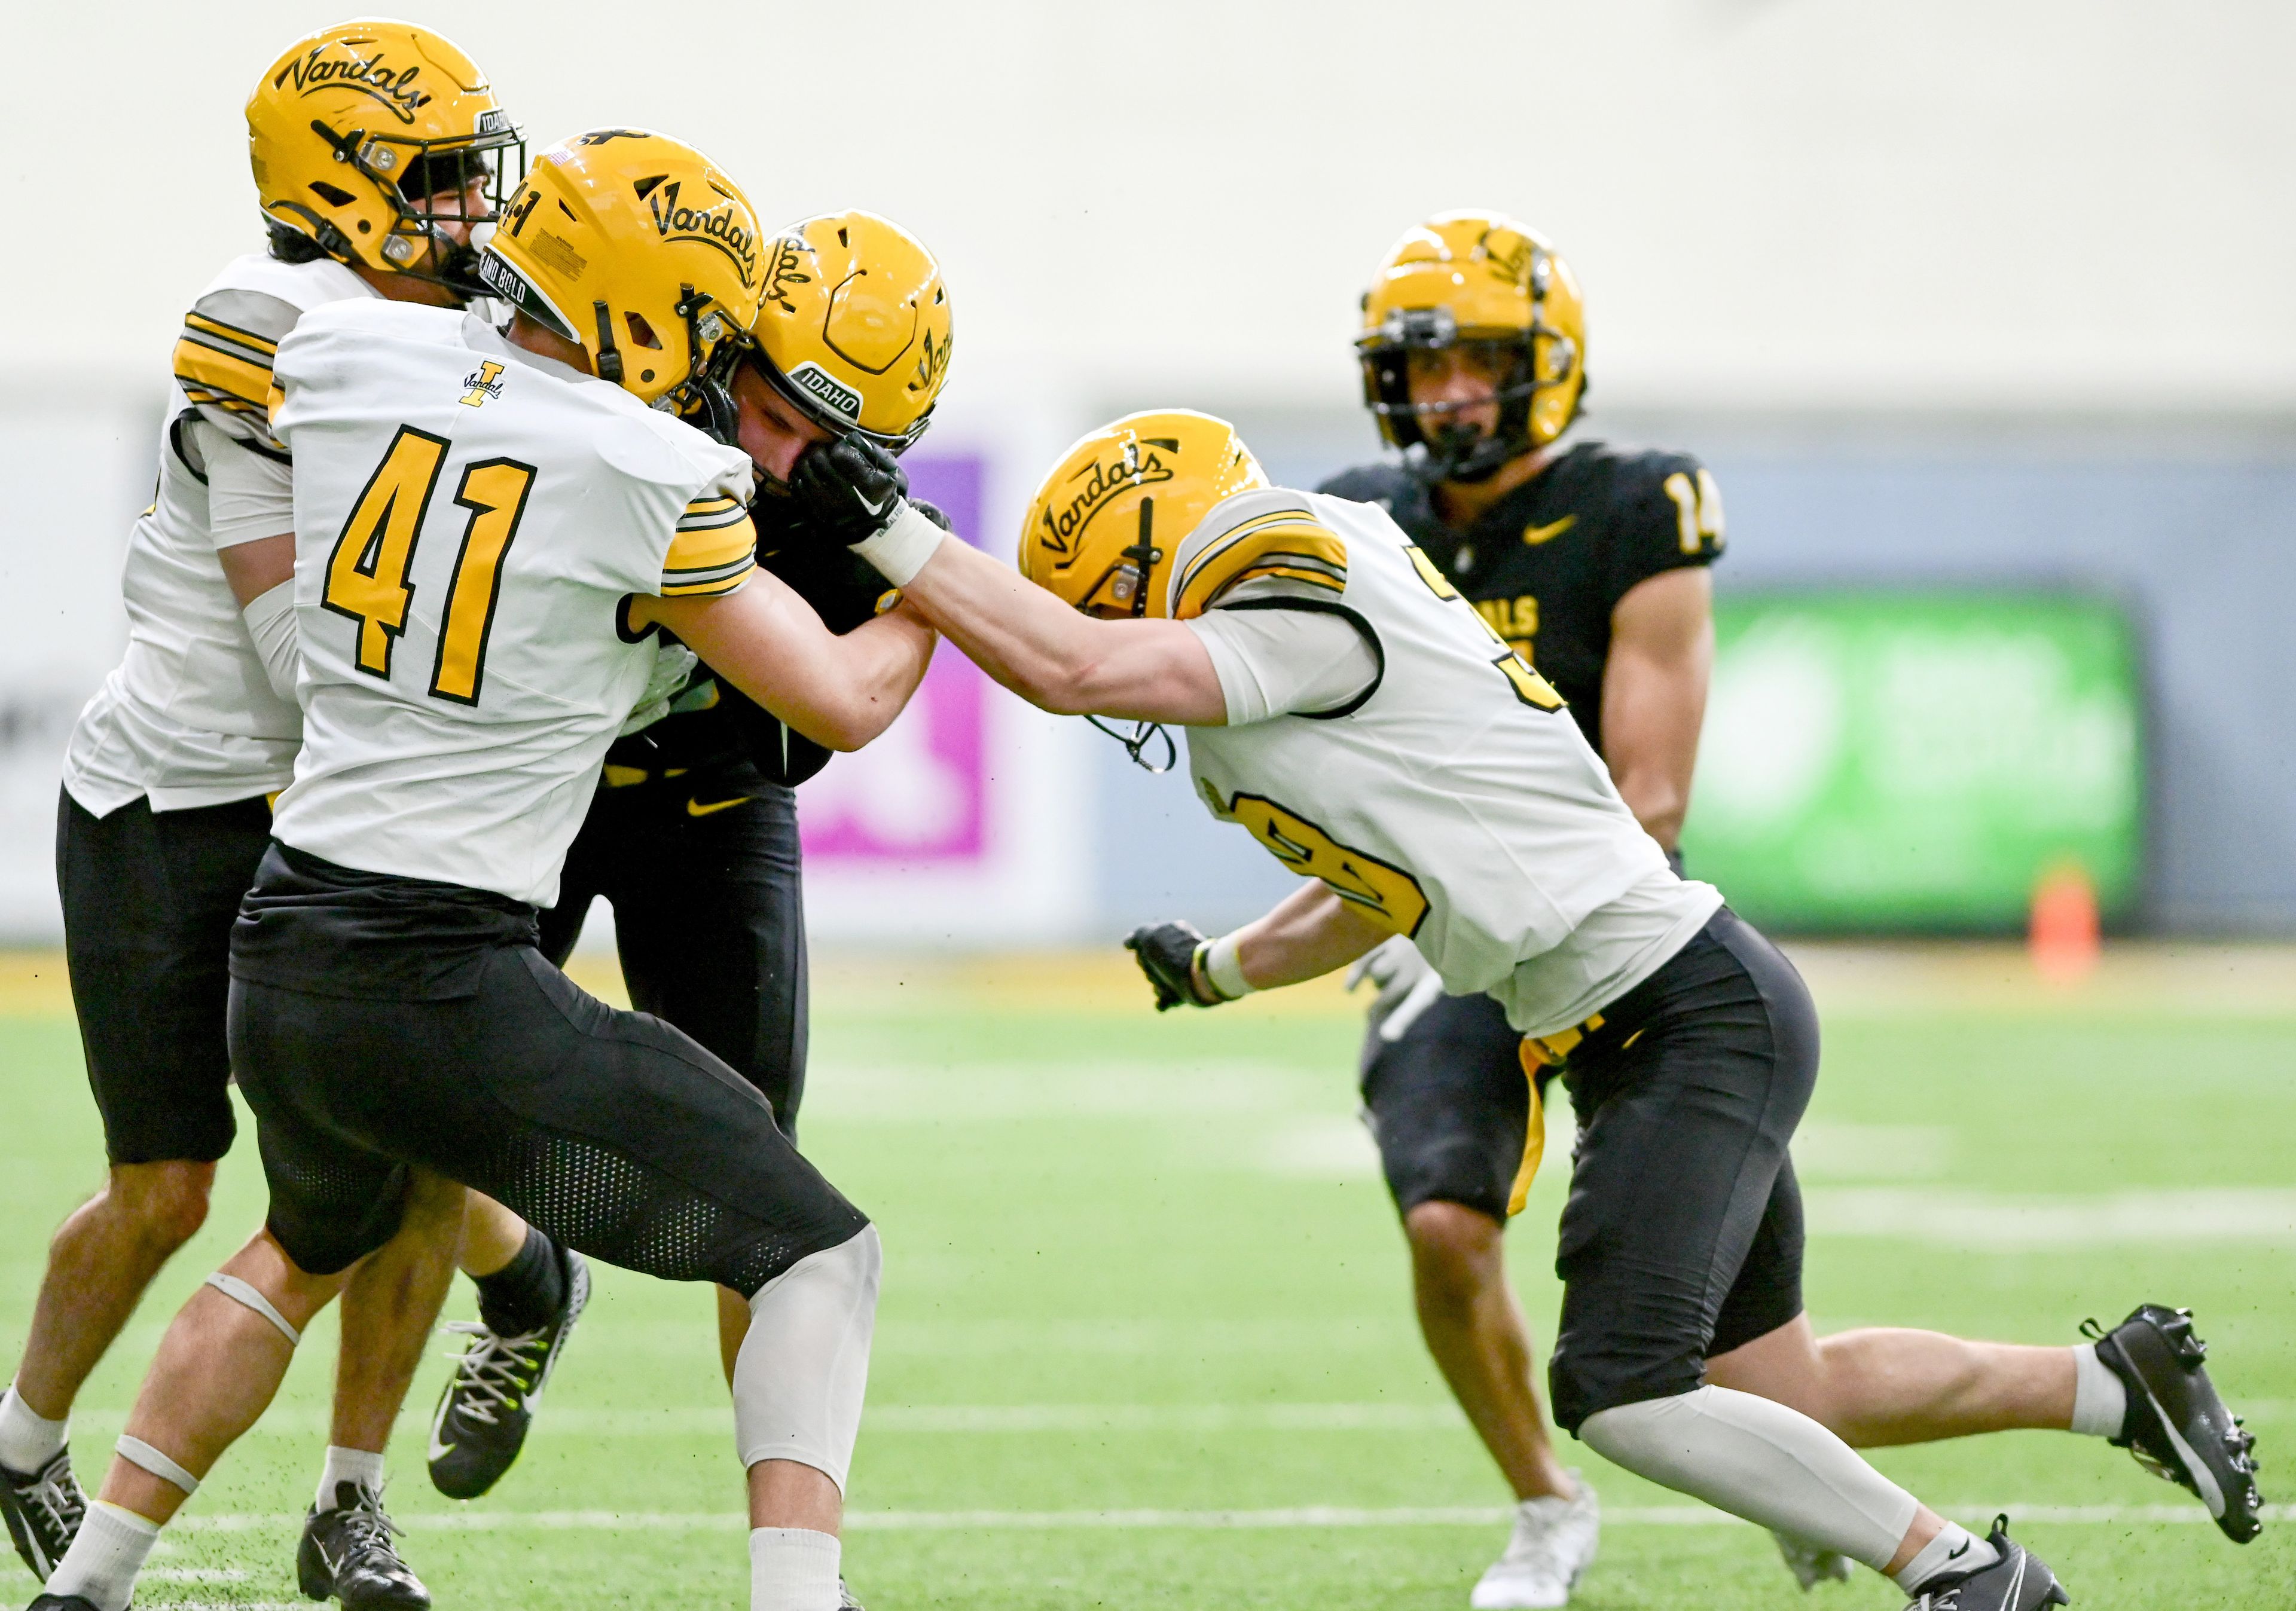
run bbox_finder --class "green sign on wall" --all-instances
[1678,591,2144,931]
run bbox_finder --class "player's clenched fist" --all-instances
[1125,920,1229,1011]
[790,434,910,546]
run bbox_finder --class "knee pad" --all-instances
[734,1225,881,1491]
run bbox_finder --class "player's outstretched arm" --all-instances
[897,534,1228,725]
[638,573,936,752]
[1129,882,1395,1011]
[784,433,1222,723]
[1228,882,1394,988]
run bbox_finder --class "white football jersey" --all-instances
[64,252,375,815]
[268,302,755,906]
[1176,488,1720,1037]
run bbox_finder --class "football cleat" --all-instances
[2085,1302,2266,1543]
[297,1481,429,1609]
[0,1451,84,1581]
[428,1247,590,1499]
[838,1579,865,1610]
[26,1597,100,1610]
[1469,1474,1598,1609]
[1773,1529,1854,1591]
[1901,1516,2067,1610]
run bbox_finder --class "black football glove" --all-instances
[789,434,909,547]
[1124,921,1225,1011]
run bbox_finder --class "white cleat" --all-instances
[1773,1529,1854,1590]
[1469,1473,1599,1609]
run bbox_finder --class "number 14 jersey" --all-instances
[269,301,755,907]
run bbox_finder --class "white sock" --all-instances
[1893,1520,1999,1591]
[45,1500,158,1611]
[2069,1342,2129,1438]
[735,1226,880,1488]
[750,1526,841,1611]
[1578,1386,1919,1572]
[316,1445,387,1509]
[0,1383,68,1473]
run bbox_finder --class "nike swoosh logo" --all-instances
[1946,1541,1971,1560]
[686,796,750,818]
[1522,515,1577,546]
[428,1401,456,1465]
[851,485,892,518]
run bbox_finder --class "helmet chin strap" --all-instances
[661,286,742,444]
[1412,421,1524,487]
[1085,496,1177,771]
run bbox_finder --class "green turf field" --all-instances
[2,950,2293,1609]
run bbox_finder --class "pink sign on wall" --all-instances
[797,453,994,866]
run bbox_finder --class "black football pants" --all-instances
[538,779,808,1135]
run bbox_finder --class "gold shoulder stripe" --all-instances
[658,555,755,598]
[661,512,757,597]
[173,337,273,409]
[267,378,286,423]
[179,387,269,419]
[664,513,756,572]
[676,496,750,532]
[1172,512,1347,620]
[184,311,280,356]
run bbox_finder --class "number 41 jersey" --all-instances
[269,300,755,907]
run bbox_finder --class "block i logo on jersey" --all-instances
[459,361,505,408]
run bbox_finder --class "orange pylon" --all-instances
[2029,862,2100,985]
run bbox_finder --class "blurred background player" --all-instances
[27,129,932,1611]
[778,408,2267,1611]
[1313,210,1722,1607]
[424,210,954,1514]
[13,21,524,1607]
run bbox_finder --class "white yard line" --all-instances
[62,1402,1471,1436]
[166,1503,2296,1533]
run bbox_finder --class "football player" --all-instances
[17,21,523,1607]
[25,131,933,1611]
[781,411,2269,1611]
[422,210,954,1508]
[1311,210,1720,1606]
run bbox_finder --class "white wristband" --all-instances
[851,501,947,588]
[1202,932,1253,1001]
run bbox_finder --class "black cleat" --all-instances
[26,1597,100,1609]
[427,1246,589,1499]
[2086,1302,2266,1543]
[838,1579,865,1610]
[1902,1516,2069,1610]
[0,1451,84,1581]
[297,1481,430,1609]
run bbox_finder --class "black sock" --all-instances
[474,1228,565,1337]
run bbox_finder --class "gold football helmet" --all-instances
[1018,410,1267,619]
[751,211,952,453]
[1356,210,1586,482]
[478,129,764,418]
[247,19,523,296]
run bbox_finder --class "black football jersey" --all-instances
[1318,441,1723,756]
[600,504,891,792]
